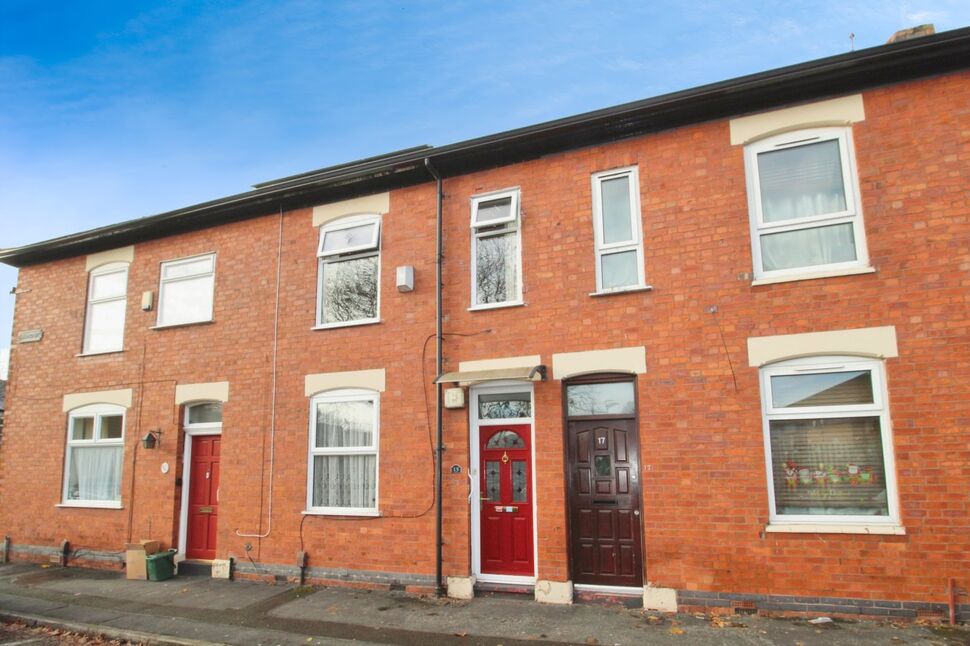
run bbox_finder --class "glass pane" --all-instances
[486,430,525,449]
[760,223,856,272]
[100,415,123,440]
[86,299,125,353]
[90,270,127,300]
[600,250,638,289]
[312,454,376,508]
[594,455,612,477]
[512,460,527,502]
[475,196,512,224]
[484,460,501,502]
[770,416,888,516]
[600,176,634,244]
[476,232,517,304]
[66,445,123,502]
[320,255,378,323]
[321,223,378,254]
[162,256,213,280]
[71,417,95,440]
[771,371,873,408]
[478,393,531,419]
[159,275,214,325]
[188,403,222,424]
[316,400,374,448]
[758,139,847,222]
[567,382,636,416]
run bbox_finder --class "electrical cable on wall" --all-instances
[708,305,740,393]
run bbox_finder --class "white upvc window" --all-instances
[62,404,125,507]
[316,215,381,328]
[470,189,523,309]
[306,389,379,515]
[744,127,869,281]
[83,263,128,354]
[591,166,646,293]
[759,356,900,527]
[157,253,216,327]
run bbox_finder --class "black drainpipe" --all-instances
[424,158,445,597]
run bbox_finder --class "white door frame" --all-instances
[176,406,222,563]
[469,381,538,585]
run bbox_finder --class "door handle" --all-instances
[634,510,640,516]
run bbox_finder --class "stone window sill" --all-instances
[766,523,905,535]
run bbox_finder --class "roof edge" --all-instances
[2,26,968,268]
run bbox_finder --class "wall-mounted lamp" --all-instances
[142,429,162,450]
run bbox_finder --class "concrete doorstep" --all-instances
[0,563,968,646]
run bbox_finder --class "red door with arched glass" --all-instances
[479,424,533,576]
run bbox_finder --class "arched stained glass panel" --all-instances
[486,430,525,449]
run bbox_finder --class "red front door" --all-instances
[186,435,220,560]
[479,424,533,576]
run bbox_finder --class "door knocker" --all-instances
[501,451,510,464]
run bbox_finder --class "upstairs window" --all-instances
[83,263,128,354]
[471,189,522,308]
[307,389,379,515]
[157,253,216,327]
[745,128,869,280]
[760,356,899,525]
[591,167,646,293]
[316,215,381,327]
[63,404,125,507]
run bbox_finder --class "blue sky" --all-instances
[1,1,968,353]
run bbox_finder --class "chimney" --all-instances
[887,24,936,44]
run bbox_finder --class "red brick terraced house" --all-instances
[1,27,968,620]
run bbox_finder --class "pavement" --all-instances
[0,562,967,645]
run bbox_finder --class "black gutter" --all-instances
[2,27,969,268]
[424,158,445,597]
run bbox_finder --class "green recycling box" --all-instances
[145,549,178,581]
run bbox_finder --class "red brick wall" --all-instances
[1,185,441,576]
[1,71,967,605]
[438,72,970,601]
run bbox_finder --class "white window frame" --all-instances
[315,214,382,329]
[82,262,128,355]
[305,388,380,516]
[470,188,523,310]
[61,403,126,509]
[744,127,870,282]
[759,355,900,528]
[156,252,216,327]
[590,166,647,294]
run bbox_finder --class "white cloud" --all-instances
[903,10,945,22]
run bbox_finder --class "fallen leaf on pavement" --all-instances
[710,615,744,628]
[669,627,685,635]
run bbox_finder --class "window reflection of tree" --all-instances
[567,384,634,416]
[322,255,378,322]
[476,232,515,304]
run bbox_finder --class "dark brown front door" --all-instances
[565,379,643,587]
